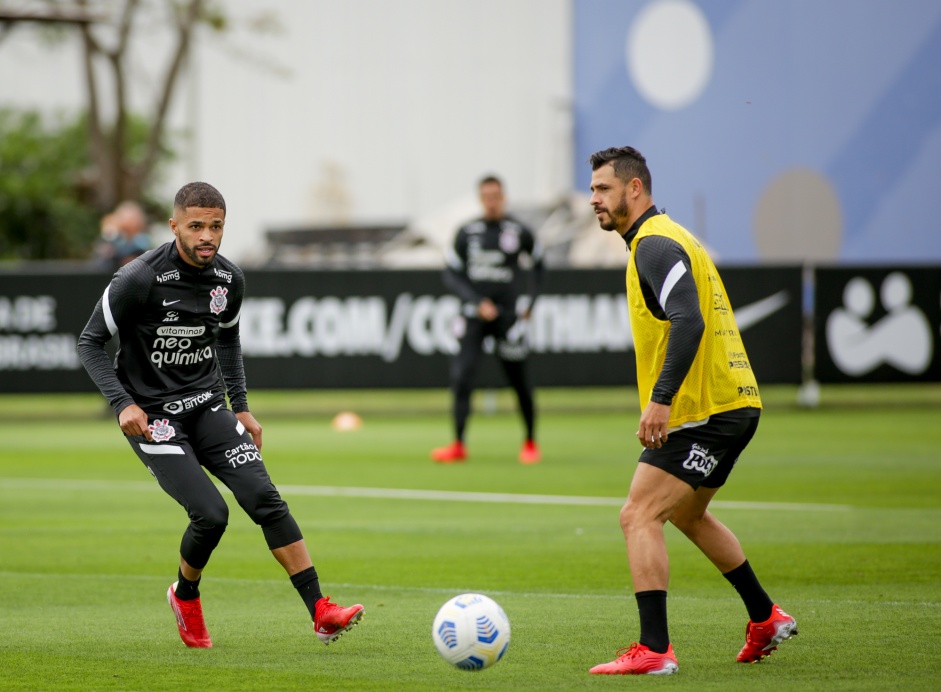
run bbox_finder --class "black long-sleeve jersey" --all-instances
[77,241,249,417]
[443,215,546,317]
[622,206,706,406]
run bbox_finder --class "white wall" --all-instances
[0,0,572,263]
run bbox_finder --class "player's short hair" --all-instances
[589,146,652,195]
[478,175,503,189]
[174,182,226,214]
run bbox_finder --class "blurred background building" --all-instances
[1,0,939,268]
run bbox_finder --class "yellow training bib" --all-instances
[626,214,761,426]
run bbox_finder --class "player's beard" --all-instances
[597,193,630,232]
[181,240,218,266]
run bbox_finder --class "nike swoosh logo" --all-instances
[623,291,790,352]
[733,290,789,330]
[211,404,223,411]
[163,299,180,306]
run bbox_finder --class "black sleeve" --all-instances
[216,268,249,413]
[76,262,151,416]
[634,236,705,406]
[442,228,482,304]
[522,227,546,311]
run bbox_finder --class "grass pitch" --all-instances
[1,386,939,690]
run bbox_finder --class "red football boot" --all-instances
[313,596,365,645]
[737,604,798,663]
[589,642,679,675]
[518,439,541,464]
[431,441,467,463]
[167,582,212,648]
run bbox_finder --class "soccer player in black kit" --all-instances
[77,182,364,648]
[431,175,546,464]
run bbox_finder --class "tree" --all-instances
[0,109,99,259]
[76,0,216,210]
[0,2,284,259]
[0,108,171,259]
[0,0,218,216]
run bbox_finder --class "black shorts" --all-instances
[126,394,289,528]
[455,310,528,362]
[639,408,760,490]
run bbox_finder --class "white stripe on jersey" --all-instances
[667,416,710,434]
[236,420,245,435]
[102,284,118,336]
[139,443,185,455]
[531,241,545,262]
[659,261,687,310]
[445,247,464,270]
[220,310,240,329]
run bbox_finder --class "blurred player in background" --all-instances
[586,147,797,675]
[77,182,364,649]
[431,175,546,464]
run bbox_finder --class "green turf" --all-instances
[1,386,939,690]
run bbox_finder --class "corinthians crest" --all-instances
[148,418,176,443]
[499,228,520,253]
[209,286,228,315]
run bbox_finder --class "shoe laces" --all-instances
[316,596,340,621]
[178,600,208,636]
[614,643,644,661]
[176,596,200,617]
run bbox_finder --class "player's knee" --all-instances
[453,376,474,397]
[619,501,641,534]
[671,508,718,540]
[619,498,667,534]
[195,502,229,533]
[452,362,474,385]
[669,511,699,535]
[261,512,303,550]
[240,486,289,526]
[183,503,228,565]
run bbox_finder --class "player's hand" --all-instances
[637,401,671,449]
[119,404,153,441]
[236,411,263,450]
[478,299,499,321]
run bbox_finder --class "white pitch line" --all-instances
[0,477,852,512]
[1,571,937,609]
[276,484,853,512]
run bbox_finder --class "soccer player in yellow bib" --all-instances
[586,147,797,675]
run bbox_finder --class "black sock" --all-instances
[723,560,774,622]
[635,590,670,654]
[175,568,200,601]
[290,566,323,619]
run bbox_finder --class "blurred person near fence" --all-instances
[431,175,546,464]
[94,200,152,270]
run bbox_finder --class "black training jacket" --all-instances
[443,216,546,316]
[77,241,248,417]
